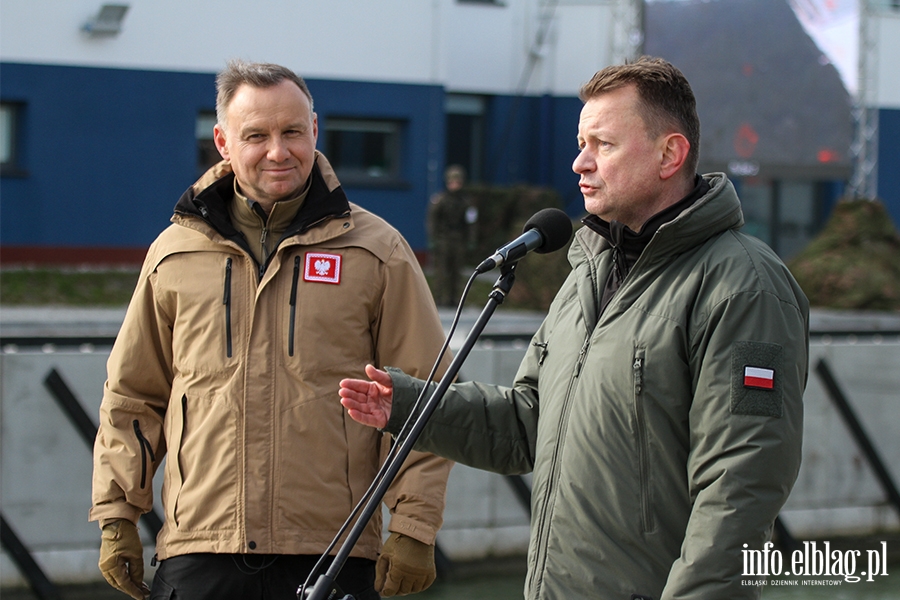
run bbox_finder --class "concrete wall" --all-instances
[2,308,900,586]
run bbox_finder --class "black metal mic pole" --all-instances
[303,263,518,600]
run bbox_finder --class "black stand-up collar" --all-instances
[583,175,710,314]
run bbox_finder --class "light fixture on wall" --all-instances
[83,4,130,36]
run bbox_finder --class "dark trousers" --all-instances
[149,553,379,600]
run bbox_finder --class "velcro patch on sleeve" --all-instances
[731,341,783,417]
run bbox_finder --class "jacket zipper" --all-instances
[173,395,187,528]
[223,258,233,358]
[288,256,300,356]
[529,332,591,597]
[633,349,654,533]
[132,420,155,489]
[260,226,269,262]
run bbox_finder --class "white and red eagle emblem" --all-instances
[304,252,342,284]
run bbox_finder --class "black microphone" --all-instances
[475,208,573,274]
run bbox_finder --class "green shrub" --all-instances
[788,198,900,311]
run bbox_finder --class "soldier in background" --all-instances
[426,165,477,306]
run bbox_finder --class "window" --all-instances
[445,94,487,183]
[736,177,828,260]
[196,111,220,176]
[738,178,773,246]
[325,118,404,186]
[1,102,25,176]
[774,181,820,261]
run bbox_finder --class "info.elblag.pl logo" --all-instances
[742,541,890,586]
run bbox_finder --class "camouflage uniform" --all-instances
[427,166,475,306]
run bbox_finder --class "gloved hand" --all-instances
[99,519,151,600]
[375,532,436,596]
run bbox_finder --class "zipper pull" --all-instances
[533,341,548,366]
[633,356,644,394]
[574,336,590,377]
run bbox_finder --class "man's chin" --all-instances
[583,198,609,218]
[264,182,303,201]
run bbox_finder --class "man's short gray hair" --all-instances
[215,60,314,128]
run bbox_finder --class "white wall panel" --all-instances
[546,4,615,95]
[876,13,900,108]
[0,0,439,82]
[1,0,614,97]
[442,0,526,93]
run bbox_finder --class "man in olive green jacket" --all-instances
[91,61,451,600]
[340,57,809,599]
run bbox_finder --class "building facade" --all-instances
[1,0,898,263]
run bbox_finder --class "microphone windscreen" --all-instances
[524,208,573,254]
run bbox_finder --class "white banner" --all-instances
[788,0,860,95]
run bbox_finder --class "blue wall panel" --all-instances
[480,93,584,218]
[551,96,586,216]
[3,60,864,257]
[309,78,444,249]
[1,63,446,252]
[1,62,216,249]
[878,107,900,229]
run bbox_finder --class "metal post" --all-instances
[815,358,900,515]
[0,513,63,600]
[43,367,164,537]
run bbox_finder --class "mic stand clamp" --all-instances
[301,575,352,600]
[300,263,518,600]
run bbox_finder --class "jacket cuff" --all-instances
[387,512,438,546]
[89,503,143,528]
[384,367,424,435]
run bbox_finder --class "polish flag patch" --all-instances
[304,252,342,285]
[743,366,775,390]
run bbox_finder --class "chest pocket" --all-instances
[281,249,377,378]
[153,251,244,374]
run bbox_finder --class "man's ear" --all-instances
[659,133,690,180]
[213,124,229,161]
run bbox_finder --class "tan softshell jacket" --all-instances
[91,153,452,561]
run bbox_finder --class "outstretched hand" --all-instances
[340,364,394,429]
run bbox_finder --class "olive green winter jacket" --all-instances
[385,173,809,599]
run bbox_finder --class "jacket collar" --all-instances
[583,175,708,250]
[571,172,743,267]
[173,152,351,248]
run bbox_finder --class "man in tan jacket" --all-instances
[91,60,452,600]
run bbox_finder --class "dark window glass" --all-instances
[325,118,404,186]
[1,102,26,176]
[196,111,220,176]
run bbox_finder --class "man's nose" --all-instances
[267,136,290,162]
[572,149,592,174]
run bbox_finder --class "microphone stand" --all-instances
[302,262,519,600]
